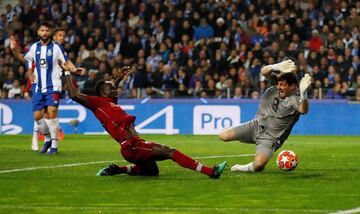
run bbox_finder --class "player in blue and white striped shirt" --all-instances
[11,27,83,152]
[23,22,68,154]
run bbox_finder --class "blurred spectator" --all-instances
[8,79,21,98]
[205,78,216,98]
[175,83,190,98]
[82,71,98,96]
[309,29,324,52]
[194,18,214,41]
[251,91,260,99]
[325,83,343,99]
[163,89,172,99]
[353,88,360,101]
[1,89,8,99]
[233,86,243,99]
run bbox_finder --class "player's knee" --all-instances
[219,131,233,142]
[46,111,58,119]
[142,166,159,176]
[162,146,174,155]
[154,144,174,159]
[150,167,159,176]
[34,112,44,121]
[34,115,42,121]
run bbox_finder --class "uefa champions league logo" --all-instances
[0,103,22,134]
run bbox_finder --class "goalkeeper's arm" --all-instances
[261,59,295,80]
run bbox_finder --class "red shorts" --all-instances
[120,137,156,163]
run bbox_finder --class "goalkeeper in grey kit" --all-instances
[219,60,312,172]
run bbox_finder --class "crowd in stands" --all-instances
[0,0,359,101]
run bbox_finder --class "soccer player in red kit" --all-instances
[61,63,226,178]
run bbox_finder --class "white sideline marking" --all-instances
[0,205,331,213]
[0,160,122,174]
[329,207,360,214]
[0,154,254,174]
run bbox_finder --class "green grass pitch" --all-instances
[0,135,359,213]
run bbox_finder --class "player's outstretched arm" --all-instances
[261,59,295,80]
[298,74,311,114]
[60,61,89,106]
[66,59,86,75]
[10,35,26,63]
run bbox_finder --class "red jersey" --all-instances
[84,96,135,143]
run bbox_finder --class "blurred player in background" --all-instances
[219,60,311,172]
[61,63,226,178]
[10,26,83,153]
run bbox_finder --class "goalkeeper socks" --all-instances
[45,118,59,149]
[172,150,213,176]
[231,162,255,172]
[246,162,255,172]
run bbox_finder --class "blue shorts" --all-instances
[32,92,61,112]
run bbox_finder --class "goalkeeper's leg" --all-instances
[231,141,274,172]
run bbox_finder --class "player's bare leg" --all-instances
[231,152,270,172]
[45,106,59,154]
[153,144,227,178]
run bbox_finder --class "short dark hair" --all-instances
[277,72,299,86]
[95,80,106,96]
[38,21,52,29]
[54,27,65,34]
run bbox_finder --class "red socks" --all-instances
[171,150,213,176]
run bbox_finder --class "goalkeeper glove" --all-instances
[299,74,312,100]
[270,59,295,73]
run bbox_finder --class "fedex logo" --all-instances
[193,105,240,135]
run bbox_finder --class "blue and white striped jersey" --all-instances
[24,41,68,93]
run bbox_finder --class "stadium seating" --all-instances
[0,1,359,100]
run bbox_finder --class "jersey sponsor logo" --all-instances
[193,105,240,135]
[40,58,47,66]
[36,51,40,55]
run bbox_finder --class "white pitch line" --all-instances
[329,207,360,214]
[0,160,122,174]
[0,205,331,213]
[0,154,254,174]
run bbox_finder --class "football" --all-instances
[276,150,299,171]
